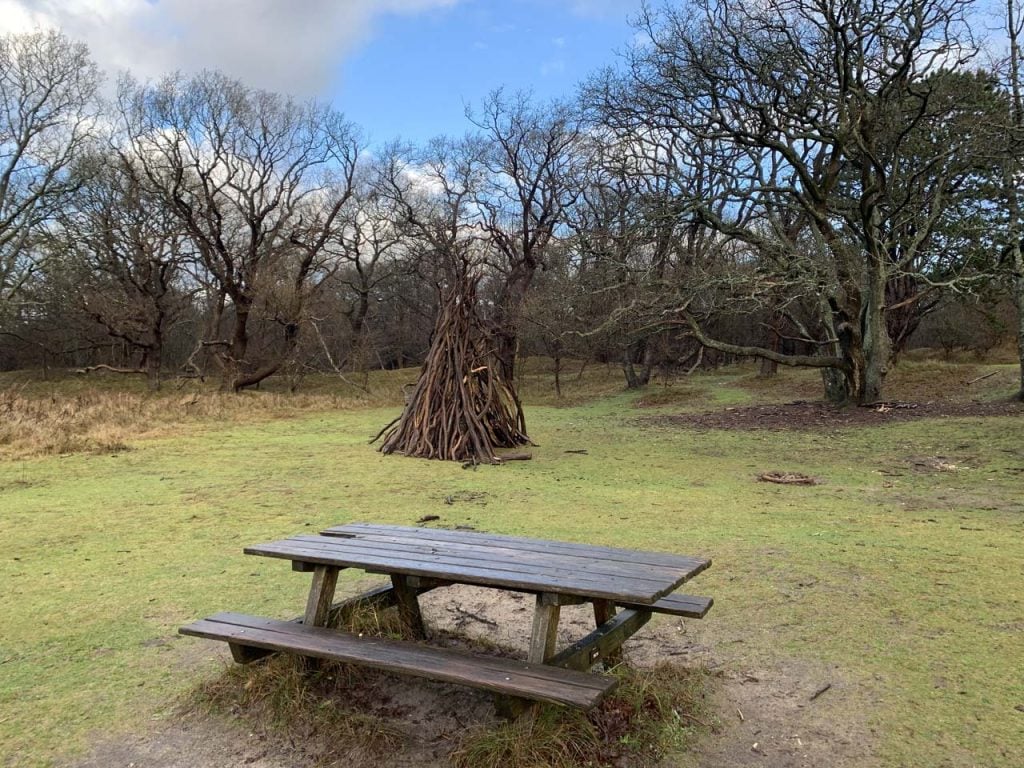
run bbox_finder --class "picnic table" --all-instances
[180,523,713,711]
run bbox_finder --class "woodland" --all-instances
[2,0,1024,409]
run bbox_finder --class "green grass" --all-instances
[1,362,1022,766]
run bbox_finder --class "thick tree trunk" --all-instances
[622,348,641,389]
[621,341,653,389]
[146,344,162,391]
[858,251,892,404]
[223,304,250,391]
[493,267,535,385]
[759,323,780,378]
[1014,256,1024,401]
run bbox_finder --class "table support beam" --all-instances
[304,566,340,627]
[528,594,561,663]
[549,608,651,672]
[592,599,621,669]
[391,574,427,639]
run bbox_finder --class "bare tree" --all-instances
[0,30,100,323]
[56,153,194,389]
[116,71,360,390]
[469,90,583,383]
[327,150,410,380]
[617,0,999,404]
[1001,0,1024,399]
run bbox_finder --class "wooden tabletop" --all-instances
[245,522,710,605]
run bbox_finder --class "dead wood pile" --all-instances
[378,276,529,464]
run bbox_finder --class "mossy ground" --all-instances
[0,360,1021,766]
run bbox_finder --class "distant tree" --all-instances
[1000,0,1024,399]
[54,154,194,389]
[116,72,360,391]
[617,0,1002,404]
[328,149,410,381]
[0,30,100,325]
[469,90,583,383]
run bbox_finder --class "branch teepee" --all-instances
[378,271,529,463]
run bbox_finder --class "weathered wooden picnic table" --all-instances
[180,523,712,711]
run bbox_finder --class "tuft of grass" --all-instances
[331,601,410,639]
[190,655,404,762]
[451,664,714,768]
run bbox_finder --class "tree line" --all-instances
[2,0,1023,404]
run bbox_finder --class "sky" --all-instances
[2,0,645,144]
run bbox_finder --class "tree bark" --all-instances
[858,248,892,404]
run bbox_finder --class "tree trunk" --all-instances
[759,323,780,378]
[493,267,534,385]
[821,367,850,404]
[1016,270,1024,401]
[223,305,250,391]
[146,344,162,391]
[858,249,892,404]
[1007,0,1024,401]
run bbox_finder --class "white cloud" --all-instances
[540,59,566,77]
[0,0,459,96]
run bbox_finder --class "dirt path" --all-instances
[68,585,877,768]
[649,399,1023,432]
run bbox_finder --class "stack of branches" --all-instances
[378,274,529,464]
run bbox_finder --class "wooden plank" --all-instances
[528,594,561,663]
[390,574,426,640]
[619,594,714,619]
[198,613,598,688]
[222,583,435,665]
[180,613,616,709]
[592,600,621,668]
[304,566,340,627]
[549,609,652,673]
[268,536,688,585]
[246,539,686,604]
[286,532,696,585]
[325,523,709,570]
[309,536,704,577]
[228,642,274,664]
[325,523,707,568]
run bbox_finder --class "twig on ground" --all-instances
[810,682,832,701]
[966,371,998,384]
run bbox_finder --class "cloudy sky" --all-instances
[2,0,643,142]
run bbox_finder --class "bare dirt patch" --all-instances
[653,399,1024,431]
[67,584,876,768]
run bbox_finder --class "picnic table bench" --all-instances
[180,523,713,711]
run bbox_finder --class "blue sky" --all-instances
[332,1,643,143]
[4,0,643,146]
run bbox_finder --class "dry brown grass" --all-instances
[0,360,630,460]
[0,367,415,460]
[0,386,375,459]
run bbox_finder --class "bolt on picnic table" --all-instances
[180,523,713,713]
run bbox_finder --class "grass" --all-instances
[0,357,1022,766]
[191,656,405,765]
[450,665,713,768]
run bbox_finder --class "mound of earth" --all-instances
[655,399,1023,431]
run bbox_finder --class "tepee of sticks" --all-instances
[377,272,529,463]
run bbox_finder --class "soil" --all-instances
[68,584,877,768]
[651,399,1023,432]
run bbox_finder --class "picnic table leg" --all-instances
[391,574,427,639]
[592,599,622,669]
[300,565,341,672]
[304,565,340,627]
[528,594,562,664]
